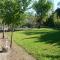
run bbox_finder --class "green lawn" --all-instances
[12,28,60,60]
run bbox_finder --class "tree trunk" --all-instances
[10,26,14,48]
[2,23,4,39]
[37,17,42,28]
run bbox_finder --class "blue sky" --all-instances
[54,0,60,10]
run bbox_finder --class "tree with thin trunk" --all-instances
[0,0,32,48]
[0,1,5,39]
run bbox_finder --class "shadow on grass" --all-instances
[23,29,60,60]
[42,54,60,60]
[24,31,48,35]
[24,29,60,45]
[24,29,49,35]
[37,31,60,45]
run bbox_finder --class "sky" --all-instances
[27,0,60,15]
[54,0,60,10]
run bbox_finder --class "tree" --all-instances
[33,0,53,28]
[20,0,31,13]
[54,8,60,28]
[22,12,36,28]
[46,13,55,27]
[55,8,60,18]
[0,0,6,38]
[0,0,32,48]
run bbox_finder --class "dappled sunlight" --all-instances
[23,28,60,46]
[38,30,60,45]
[13,28,60,60]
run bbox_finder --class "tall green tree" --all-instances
[0,0,32,48]
[33,0,53,28]
[55,8,60,28]
[0,0,6,38]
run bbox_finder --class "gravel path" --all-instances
[0,33,36,60]
[0,51,10,60]
[8,42,36,60]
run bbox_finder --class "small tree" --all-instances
[4,0,24,48]
[0,0,32,48]
[0,0,5,39]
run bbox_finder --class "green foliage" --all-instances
[0,0,32,47]
[4,0,22,26]
[53,8,60,28]
[33,0,53,27]
[33,0,52,16]
[46,13,55,27]
[55,8,60,18]
[20,0,31,12]
[0,0,32,27]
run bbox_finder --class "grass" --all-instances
[9,28,60,60]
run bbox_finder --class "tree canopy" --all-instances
[33,0,52,16]
[0,0,32,27]
[32,0,53,27]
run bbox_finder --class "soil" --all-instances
[0,33,36,60]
